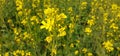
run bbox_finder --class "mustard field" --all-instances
[0,0,120,56]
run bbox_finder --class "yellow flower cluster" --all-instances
[30,16,39,25]
[51,48,57,55]
[68,7,73,13]
[87,19,95,27]
[15,0,23,16]
[14,31,33,43]
[111,4,118,10]
[23,32,31,40]
[87,52,93,56]
[21,18,27,26]
[40,7,67,37]
[103,13,108,24]
[40,18,54,31]
[84,27,92,35]
[58,27,66,37]
[45,35,53,43]
[40,8,56,31]
[32,0,40,8]
[110,23,118,32]
[74,50,79,55]
[13,28,21,35]
[102,40,114,52]
[21,9,31,26]
[44,8,58,18]
[81,2,88,9]
[85,16,95,35]
[82,48,87,53]
[4,52,9,56]
[13,50,31,56]
[40,7,68,55]
[82,48,93,56]
[69,23,75,33]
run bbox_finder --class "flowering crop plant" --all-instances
[1,0,120,56]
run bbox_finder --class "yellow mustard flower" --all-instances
[40,18,54,31]
[58,27,66,37]
[74,50,79,55]
[25,52,31,56]
[16,38,21,43]
[110,23,118,29]
[81,2,87,6]
[102,40,114,52]
[5,52,9,56]
[69,23,75,33]
[21,19,27,25]
[16,0,23,11]
[56,15,61,21]
[103,13,108,24]
[56,13,67,21]
[30,16,37,21]
[13,51,17,56]
[24,9,31,16]
[44,8,56,16]
[32,0,40,8]
[109,19,114,23]
[51,48,57,55]
[30,16,39,24]
[87,52,93,56]
[87,19,94,26]
[32,3,37,8]
[16,49,20,53]
[110,23,118,32]
[117,13,120,18]
[45,35,52,43]
[103,13,108,18]
[91,16,95,19]
[82,48,87,53]
[85,27,92,33]
[13,28,21,35]
[68,7,73,13]
[59,13,67,19]
[76,40,80,43]
[81,1,87,9]
[21,50,25,56]
[69,23,74,29]
[58,31,66,37]
[18,11,23,16]
[23,32,30,39]
[7,18,12,23]
[111,4,118,10]
[12,50,29,56]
